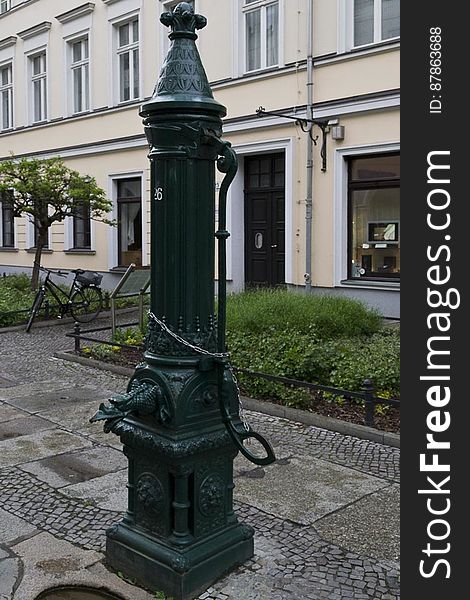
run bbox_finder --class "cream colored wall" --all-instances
[313,0,337,57]
[314,50,400,102]
[1,0,400,296]
[214,70,307,119]
[1,104,144,156]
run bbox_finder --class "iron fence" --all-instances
[68,322,400,430]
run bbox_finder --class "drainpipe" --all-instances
[304,0,314,291]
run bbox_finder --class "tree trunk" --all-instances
[31,230,47,291]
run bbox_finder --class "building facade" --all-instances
[0,0,400,317]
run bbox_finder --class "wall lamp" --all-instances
[256,107,341,172]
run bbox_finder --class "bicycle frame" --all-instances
[39,269,83,316]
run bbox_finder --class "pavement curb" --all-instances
[0,307,140,335]
[54,350,400,449]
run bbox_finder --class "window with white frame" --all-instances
[353,0,400,47]
[69,37,90,114]
[0,191,15,248]
[0,1,11,15]
[30,51,47,123]
[243,0,279,72]
[0,63,13,130]
[116,17,139,103]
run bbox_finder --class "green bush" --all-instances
[0,275,36,326]
[228,327,400,408]
[224,290,398,407]
[226,289,381,339]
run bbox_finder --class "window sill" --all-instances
[64,249,96,255]
[351,38,400,53]
[339,279,400,290]
[116,98,142,108]
[26,248,53,254]
[109,266,128,273]
[0,246,19,252]
[242,65,280,78]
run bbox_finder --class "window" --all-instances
[353,0,399,47]
[0,1,11,15]
[33,217,49,249]
[70,37,89,114]
[348,154,400,281]
[116,18,139,102]
[0,63,13,130]
[30,52,47,123]
[117,178,142,267]
[0,191,15,248]
[72,202,91,249]
[243,0,279,72]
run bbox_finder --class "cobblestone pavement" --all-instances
[0,319,400,599]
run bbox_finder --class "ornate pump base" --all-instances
[92,351,255,600]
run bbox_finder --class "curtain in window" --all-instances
[246,10,261,71]
[354,0,374,46]
[382,0,400,40]
[266,3,279,66]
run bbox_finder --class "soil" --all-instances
[80,347,400,434]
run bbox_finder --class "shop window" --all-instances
[348,153,400,280]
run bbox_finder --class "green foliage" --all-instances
[226,288,382,339]
[0,275,36,326]
[229,327,400,407]
[114,326,144,346]
[0,156,112,223]
[154,592,175,600]
[0,156,113,288]
[225,291,399,407]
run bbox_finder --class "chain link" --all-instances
[148,312,251,433]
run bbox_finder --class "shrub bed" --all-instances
[0,274,35,326]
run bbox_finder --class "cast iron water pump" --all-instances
[91,3,275,599]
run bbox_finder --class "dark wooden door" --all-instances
[244,153,285,286]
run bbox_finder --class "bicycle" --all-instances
[26,266,103,332]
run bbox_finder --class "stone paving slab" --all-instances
[0,429,92,468]
[0,322,400,600]
[11,532,101,600]
[0,403,30,424]
[20,446,127,489]
[0,557,20,600]
[40,399,124,450]
[234,451,388,525]
[0,415,55,441]
[314,484,400,564]
[60,469,128,512]
[0,380,72,401]
[5,387,113,415]
[0,508,38,545]
[39,399,108,430]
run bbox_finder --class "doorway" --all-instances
[244,153,285,287]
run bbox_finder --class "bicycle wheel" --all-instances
[25,290,45,332]
[70,286,103,323]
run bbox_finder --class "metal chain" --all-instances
[148,312,251,433]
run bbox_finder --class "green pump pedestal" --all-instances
[90,4,275,599]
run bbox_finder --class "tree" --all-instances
[0,156,113,289]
